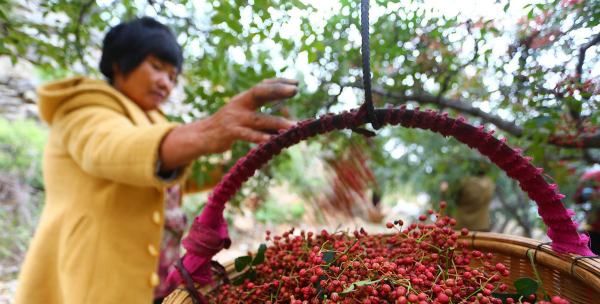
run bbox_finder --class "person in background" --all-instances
[15,17,299,304]
[574,169,600,254]
[455,161,496,232]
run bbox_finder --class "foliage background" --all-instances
[0,118,45,279]
[0,0,598,289]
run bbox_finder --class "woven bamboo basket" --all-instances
[165,232,600,304]
[163,107,598,304]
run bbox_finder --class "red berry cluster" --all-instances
[204,206,570,304]
[549,113,598,148]
[554,76,598,97]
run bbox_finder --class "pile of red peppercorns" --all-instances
[205,203,570,304]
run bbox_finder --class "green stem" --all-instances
[463,275,495,302]
[330,239,359,265]
[527,250,549,299]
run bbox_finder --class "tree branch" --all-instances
[496,182,532,238]
[548,133,600,148]
[583,150,600,164]
[323,83,346,111]
[348,83,600,149]
[74,0,95,74]
[361,85,523,135]
[576,33,600,82]
[437,35,480,102]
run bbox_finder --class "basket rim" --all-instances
[461,231,600,294]
[462,232,600,271]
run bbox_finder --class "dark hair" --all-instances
[99,17,183,82]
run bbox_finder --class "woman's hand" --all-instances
[159,78,299,171]
[205,78,298,152]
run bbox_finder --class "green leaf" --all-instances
[514,277,539,296]
[232,270,250,285]
[291,0,308,9]
[246,268,257,280]
[307,50,317,63]
[234,255,252,272]
[0,6,7,20]
[226,18,243,34]
[341,279,382,294]
[341,284,355,293]
[564,96,582,114]
[231,268,257,286]
[322,250,336,263]
[232,275,244,285]
[524,116,553,130]
[503,2,510,12]
[252,243,267,265]
[527,8,535,20]
[355,279,381,286]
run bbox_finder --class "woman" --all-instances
[15,17,298,304]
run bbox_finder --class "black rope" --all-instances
[533,241,552,261]
[175,258,206,304]
[360,0,379,129]
[210,260,230,284]
[570,255,600,277]
[470,231,477,248]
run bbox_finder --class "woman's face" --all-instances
[113,55,178,111]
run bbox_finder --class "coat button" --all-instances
[152,211,161,225]
[149,272,160,287]
[148,244,158,257]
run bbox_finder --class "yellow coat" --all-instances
[15,76,192,304]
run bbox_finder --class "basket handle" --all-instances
[204,106,592,255]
